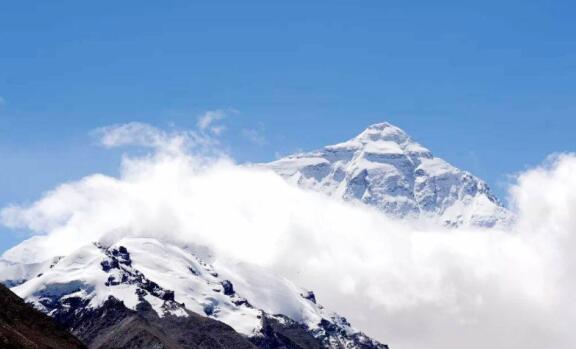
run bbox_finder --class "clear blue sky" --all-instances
[1,1,575,252]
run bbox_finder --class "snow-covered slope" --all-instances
[3,237,387,349]
[264,122,511,227]
[0,256,63,288]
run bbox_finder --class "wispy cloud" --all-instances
[94,122,217,155]
[94,108,239,153]
[196,109,238,135]
[98,122,174,148]
[241,128,266,146]
[197,110,225,130]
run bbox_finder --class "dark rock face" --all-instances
[313,318,389,349]
[59,297,257,349]
[221,280,235,296]
[98,244,176,303]
[0,283,86,349]
[250,315,324,349]
[250,314,389,349]
[300,290,317,304]
[44,293,389,349]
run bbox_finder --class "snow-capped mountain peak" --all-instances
[350,122,411,143]
[2,237,387,348]
[324,122,432,158]
[264,122,511,227]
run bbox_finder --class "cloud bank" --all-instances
[2,124,576,349]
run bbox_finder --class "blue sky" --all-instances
[1,0,575,252]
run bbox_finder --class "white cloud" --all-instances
[2,125,576,349]
[197,110,225,130]
[195,109,240,135]
[241,128,266,145]
[196,109,237,135]
[98,122,174,148]
[210,125,226,136]
[94,122,219,156]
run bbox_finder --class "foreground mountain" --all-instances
[264,122,511,227]
[0,283,85,349]
[3,237,387,349]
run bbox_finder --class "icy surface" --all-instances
[263,122,511,228]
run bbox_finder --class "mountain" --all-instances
[264,122,511,227]
[0,283,86,349]
[0,122,507,349]
[3,237,388,349]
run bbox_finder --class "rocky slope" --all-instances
[52,297,257,349]
[0,283,86,349]
[264,122,511,227]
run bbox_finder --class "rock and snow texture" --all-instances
[5,237,387,349]
[264,122,511,227]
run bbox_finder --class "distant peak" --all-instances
[322,121,430,156]
[356,122,409,143]
[366,122,394,129]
